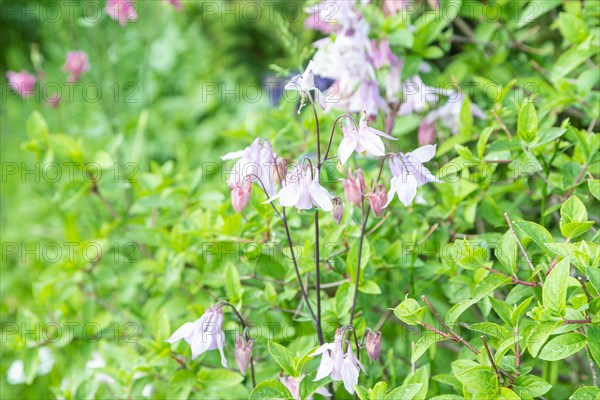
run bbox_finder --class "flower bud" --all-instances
[230,178,252,213]
[331,197,344,224]
[418,120,436,146]
[235,334,254,375]
[342,168,366,207]
[368,184,387,217]
[365,330,382,362]
[274,158,288,185]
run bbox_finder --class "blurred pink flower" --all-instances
[46,94,61,108]
[163,0,182,10]
[230,178,252,213]
[417,119,436,146]
[62,51,90,82]
[279,374,331,400]
[341,167,365,208]
[106,0,138,25]
[382,0,411,16]
[165,306,227,366]
[6,70,36,98]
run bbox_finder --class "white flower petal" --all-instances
[165,322,195,343]
[410,144,437,163]
[310,182,334,211]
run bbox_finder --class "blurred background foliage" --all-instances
[1,0,599,399]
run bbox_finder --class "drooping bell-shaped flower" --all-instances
[367,184,387,217]
[279,374,331,400]
[6,70,36,99]
[230,177,252,213]
[222,138,279,197]
[337,112,396,164]
[235,334,254,376]
[386,144,440,207]
[341,168,365,208]
[105,0,138,25]
[268,165,334,211]
[417,119,436,146]
[365,330,382,362]
[311,330,365,395]
[331,197,344,224]
[62,51,90,82]
[166,306,227,367]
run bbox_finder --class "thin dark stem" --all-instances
[578,277,593,302]
[314,212,324,345]
[504,213,540,285]
[483,266,539,287]
[420,322,452,339]
[421,296,480,355]
[282,207,318,324]
[218,301,256,387]
[482,336,504,386]
[322,113,359,164]
[246,173,282,219]
[564,319,592,324]
[340,325,361,361]
[306,91,321,164]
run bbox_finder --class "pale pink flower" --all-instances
[235,334,254,376]
[46,94,61,108]
[230,178,252,213]
[424,92,486,134]
[341,168,365,208]
[163,0,182,10]
[279,374,331,400]
[347,80,389,118]
[382,0,412,16]
[311,331,365,395]
[386,144,440,207]
[62,51,90,82]
[166,306,227,367]
[6,70,36,98]
[268,165,334,211]
[222,138,279,196]
[367,184,387,217]
[338,112,396,164]
[105,0,137,25]
[397,76,441,115]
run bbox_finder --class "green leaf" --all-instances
[512,375,552,397]
[412,332,444,364]
[394,297,426,326]
[570,386,600,400]
[495,231,517,273]
[385,383,423,400]
[561,221,595,239]
[23,347,40,385]
[167,370,196,400]
[513,220,554,254]
[249,380,293,400]
[538,333,587,361]
[587,266,600,294]
[336,282,355,318]
[371,381,388,399]
[403,366,429,400]
[459,96,473,136]
[225,263,244,303]
[355,385,370,400]
[151,307,171,341]
[26,111,50,142]
[551,46,596,81]
[451,360,497,393]
[268,341,296,377]
[587,325,600,367]
[589,180,600,201]
[197,369,244,388]
[543,259,570,316]
[527,321,561,357]
[477,127,493,159]
[518,102,538,143]
[556,13,589,44]
[358,280,381,294]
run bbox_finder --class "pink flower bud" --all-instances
[342,168,366,207]
[365,330,382,362]
[418,120,436,146]
[274,157,288,185]
[367,184,387,217]
[235,334,254,376]
[62,51,90,82]
[46,94,61,108]
[331,197,344,224]
[230,178,251,213]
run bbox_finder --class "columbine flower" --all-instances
[423,92,486,134]
[166,306,227,367]
[279,374,331,400]
[6,70,36,98]
[338,112,396,164]
[386,144,440,207]
[311,330,365,394]
[230,177,252,213]
[383,0,411,16]
[62,51,90,82]
[222,138,278,197]
[235,334,254,376]
[367,184,387,217]
[105,0,138,25]
[397,76,441,116]
[268,165,334,211]
[331,197,344,224]
[285,61,326,110]
[347,80,389,118]
[341,168,365,207]
[365,330,382,362]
